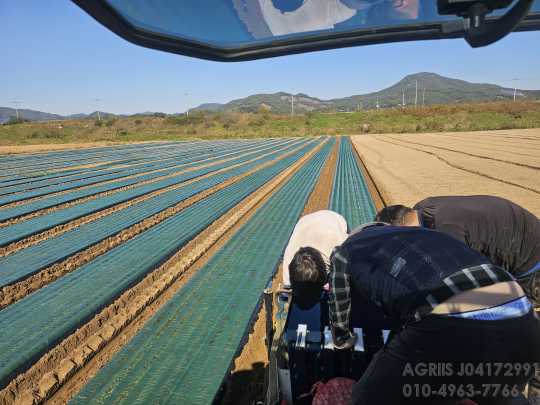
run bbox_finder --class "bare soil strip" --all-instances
[0,139,327,405]
[384,135,540,170]
[448,130,540,142]
[0,141,299,259]
[377,138,540,196]
[221,139,340,405]
[442,135,540,155]
[301,138,340,215]
[0,140,314,309]
[0,141,289,214]
[351,138,414,205]
[448,129,540,142]
[0,142,159,156]
[351,138,386,211]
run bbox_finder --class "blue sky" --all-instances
[1,0,539,115]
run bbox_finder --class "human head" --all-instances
[289,247,328,309]
[374,205,419,226]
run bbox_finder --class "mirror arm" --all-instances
[438,0,535,47]
[467,0,534,47]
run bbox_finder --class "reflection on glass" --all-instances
[233,0,433,39]
[105,0,540,47]
[233,0,357,38]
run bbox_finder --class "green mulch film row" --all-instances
[0,139,320,389]
[70,139,334,405]
[330,136,376,228]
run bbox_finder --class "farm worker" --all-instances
[374,196,540,304]
[327,223,540,405]
[283,210,348,308]
[375,195,540,403]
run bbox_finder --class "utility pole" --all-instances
[402,88,406,107]
[94,99,101,121]
[291,94,294,116]
[12,101,21,121]
[415,80,418,108]
[422,87,426,106]
[184,93,191,116]
[376,95,380,110]
[512,78,519,102]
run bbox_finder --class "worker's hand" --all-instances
[334,332,357,350]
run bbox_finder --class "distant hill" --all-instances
[0,108,118,124]
[192,72,540,113]
[2,73,539,122]
[67,111,118,120]
[193,92,331,114]
[0,107,63,124]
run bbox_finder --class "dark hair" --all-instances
[289,247,327,309]
[374,205,414,225]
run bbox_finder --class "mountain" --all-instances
[63,111,116,120]
[2,73,539,122]
[192,72,540,113]
[194,103,227,112]
[192,92,331,114]
[67,111,118,120]
[0,108,118,124]
[0,107,63,124]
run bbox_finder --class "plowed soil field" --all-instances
[353,128,540,216]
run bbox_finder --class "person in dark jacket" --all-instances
[374,196,540,301]
[375,196,540,403]
[328,224,540,405]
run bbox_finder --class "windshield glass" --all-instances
[105,0,540,47]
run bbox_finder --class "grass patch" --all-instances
[1,101,539,145]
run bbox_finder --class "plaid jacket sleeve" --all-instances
[329,246,354,346]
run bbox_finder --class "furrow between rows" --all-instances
[221,137,341,403]
[0,141,231,196]
[378,137,540,195]
[0,140,291,248]
[0,139,314,307]
[66,139,333,405]
[0,139,276,211]
[384,135,540,170]
[0,138,325,401]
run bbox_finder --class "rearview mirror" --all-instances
[73,0,540,61]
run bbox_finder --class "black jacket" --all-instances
[329,226,494,337]
[414,195,540,277]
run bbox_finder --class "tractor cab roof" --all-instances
[73,0,540,60]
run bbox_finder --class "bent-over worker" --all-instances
[328,224,540,405]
